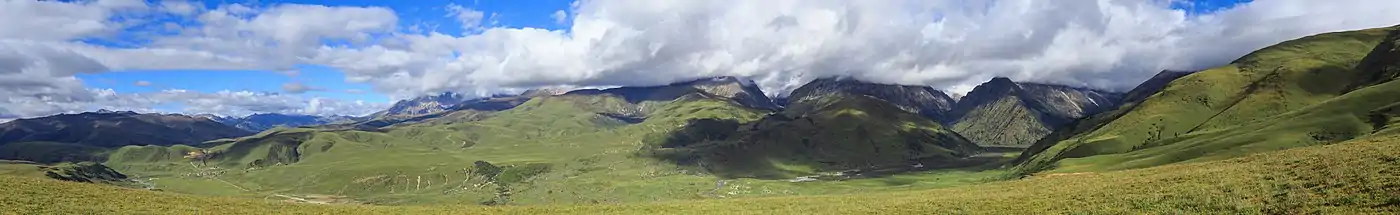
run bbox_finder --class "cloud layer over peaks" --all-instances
[321,0,1400,97]
[3,0,1400,120]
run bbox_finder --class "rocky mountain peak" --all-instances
[559,76,778,110]
[375,92,475,119]
[520,88,568,98]
[945,77,1124,147]
[787,76,957,120]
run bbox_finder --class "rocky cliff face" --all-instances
[785,77,958,120]
[0,111,252,147]
[945,78,1122,147]
[371,92,474,119]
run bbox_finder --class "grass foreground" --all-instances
[5,134,1399,214]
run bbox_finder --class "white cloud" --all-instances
[0,88,386,118]
[320,0,1400,98]
[134,80,152,86]
[551,10,568,24]
[447,4,486,31]
[0,0,121,41]
[0,1,398,118]
[281,82,322,94]
[160,0,198,15]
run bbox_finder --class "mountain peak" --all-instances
[557,76,779,110]
[988,77,1014,83]
[91,109,138,115]
[787,76,955,119]
[946,77,1124,147]
[520,88,568,98]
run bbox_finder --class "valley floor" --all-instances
[5,134,1398,214]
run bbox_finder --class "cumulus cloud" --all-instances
[309,0,1400,98]
[159,0,199,15]
[0,88,386,118]
[5,0,1400,119]
[551,10,568,24]
[446,4,487,31]
[281,82,323,94]
[0,1,395,118]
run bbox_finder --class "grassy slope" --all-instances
[949,95,1048,147]
[0,141,109,163]
[1018,26,1398,174]
[5,134,1399,214]
[85,94,1005,206]
[645,93,981,179]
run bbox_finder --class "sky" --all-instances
[3,0,1400,120]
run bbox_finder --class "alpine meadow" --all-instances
[3,0,1400,214]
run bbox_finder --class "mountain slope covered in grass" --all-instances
[0,111,252,164]
[1017,25,1400,174]
[80,78,799,205]
[784,77,958,120]
[645,92,980,178]
[6,133,1399,214]
[943,78,1121,147]
[0,111,251,147]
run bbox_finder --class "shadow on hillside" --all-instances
[639,117,1015,180]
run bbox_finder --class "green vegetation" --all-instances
[0,160,134,186]
[68,91,1001,206]
[1018,25,1400,174]
[5,134,1399,214]
[0,142,108,163]
[645,93,981,178]
[948,93,1050,147]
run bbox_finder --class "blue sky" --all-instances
[1174,0,1252,14]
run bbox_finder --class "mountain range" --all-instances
[4,25,1400,214]
[199,113,357,132]
[0,110,249,147]
[943,78,1122,147]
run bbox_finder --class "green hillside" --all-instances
[945,78,1122,148]
[0,111,251,148]
[645,93,981,179]
[1017,26,1400,174]
[5,133,1399,214]
[62,86,1011,206]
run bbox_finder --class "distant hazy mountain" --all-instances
[785,77,958,120]
[944,78,1122,147]
[199,113,356,132]
[0,110,251,147]
[344,91,551,129]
